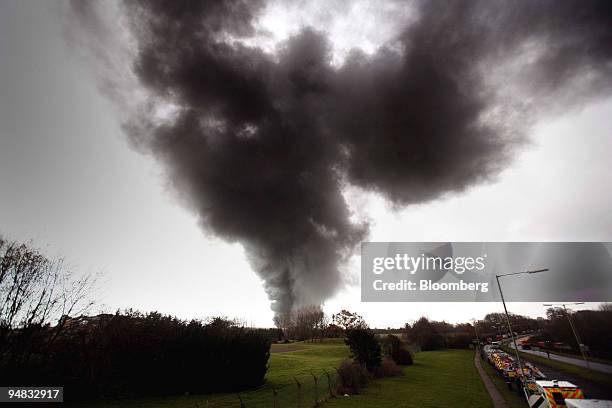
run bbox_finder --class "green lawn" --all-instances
[324,349,492,408]
[74,339,349,408]
[540,349,612,366]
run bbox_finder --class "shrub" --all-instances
[345,328,382,372]
[335,360,369,395]
[394,347,414,365]
[373,357,404,378]
[448,333,472,349]
[406,317,445,351]
[383,335,413,365]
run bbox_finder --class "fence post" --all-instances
[294,377,302,408]
[273,388,278,408]
[324,370,333,398]
[311,372,318,407]
[334,366,344,384]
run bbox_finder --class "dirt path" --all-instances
[475,351,510,408]
[270,344,304,353]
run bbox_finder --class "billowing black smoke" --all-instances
[70,0,612,316]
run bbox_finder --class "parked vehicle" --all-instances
[527,380,584,408]
[482,339,606,408]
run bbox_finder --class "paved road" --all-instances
[518,354,612,400]
[509,339,612,374]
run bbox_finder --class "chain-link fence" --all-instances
[189,370,337,408]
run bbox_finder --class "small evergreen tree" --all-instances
[345,328,382,372]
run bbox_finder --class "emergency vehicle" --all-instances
[527,380,584,408]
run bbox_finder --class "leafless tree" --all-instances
[274,305,328,341]
[599,303,612,312]
[315,309,330,342]
[332,309,367,332]
[0,237,97,334]
[294,305,326,342]
[273,310,294,340]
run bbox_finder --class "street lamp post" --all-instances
[543,302,590,370]
[496,268,549,402]
[472,319,481,344]
[472,319,481,355]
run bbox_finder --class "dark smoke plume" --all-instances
[70,0,612,315]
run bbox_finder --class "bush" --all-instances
[406,317,445,351]
[0,312,271,401]
[335,360,369,395]
[373,357,404,378]
[448,333,472,349]
[345,328,382,372]
[383,335,413,365]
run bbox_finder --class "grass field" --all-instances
[325,349,492,408]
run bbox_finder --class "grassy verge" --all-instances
[324,349,492,408]
[543,350,612,366]
[502,346,612,388]
[480,357,526,408]
[74,339,349,408]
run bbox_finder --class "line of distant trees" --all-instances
[533,304,612,360]
[272,306,513,352]
[403,317,474,350]
[273,307,371,342]
[272,306,481,352]
[409,307,612,361]
[402,312,548,351]
[475,312,541,338]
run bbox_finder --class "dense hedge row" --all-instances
[0,312,270,401]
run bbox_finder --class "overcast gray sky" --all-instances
[1,0,611,327]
